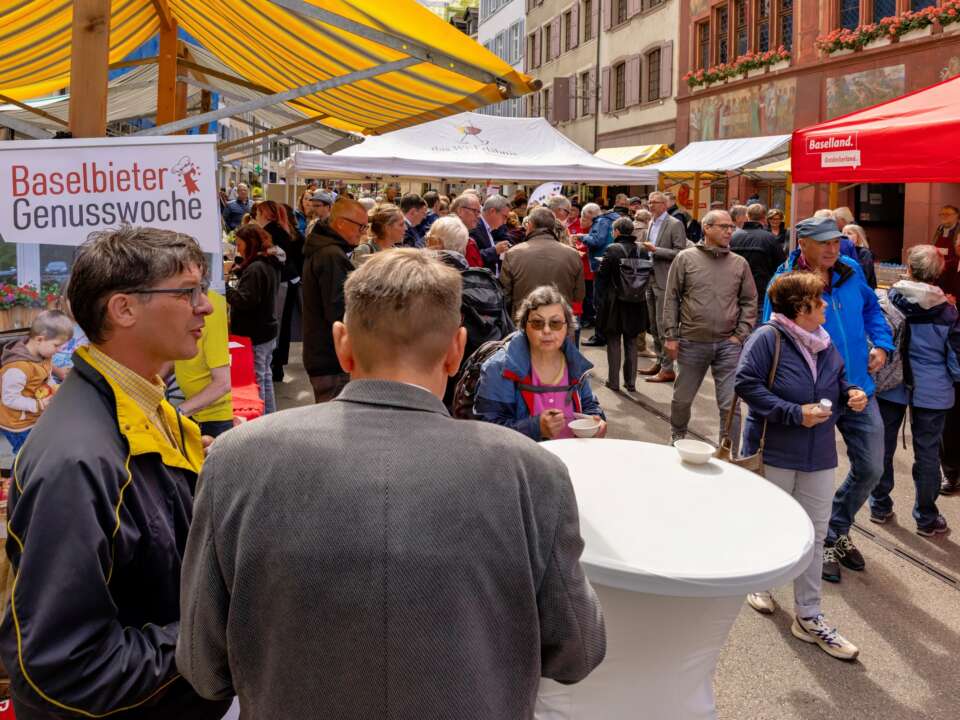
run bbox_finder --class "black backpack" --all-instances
[450,332,518,420]
[460,268,515,361]
[613,243,653,303]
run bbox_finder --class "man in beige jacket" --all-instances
[500,207,585,319]
[663,210,757,447]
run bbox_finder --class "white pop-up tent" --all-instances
[282,111,658,184]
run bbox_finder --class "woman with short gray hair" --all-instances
[474,285,606,441]
[871,243,960,535]
[425,215,481,267]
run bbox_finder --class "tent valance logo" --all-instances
[428,122,519,157]
[456,124,489,145]
[805,132,861,169]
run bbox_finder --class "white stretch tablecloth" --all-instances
[535,439,814,720]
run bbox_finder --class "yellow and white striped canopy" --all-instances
[0,0,536,135]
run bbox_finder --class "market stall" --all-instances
[283,112,659,186]
[535,439,813,720]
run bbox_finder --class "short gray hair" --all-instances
[907,244,945,284]
[527,206,557,231]
[450,194,481,213]
[729,205,748,221]
[344,249,462,371]
[482,194,510,212]
[546,195,572,211]
[648,191,666,204]
[515,285,574,329]
[581,202,602,220]
[425,215,469,254]
[635,209,652,224]
[702,210,732,228]
[29,310,74,341]
[833,206,854,225]
[69,227,207,344]
[613,216,635,237]
[747,203,767,221]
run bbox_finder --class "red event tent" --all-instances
[791,74,960,184]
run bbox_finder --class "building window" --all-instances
[911,0,936,8]
[544,23,552,62]
[584,0,594,41]
[697,21,710,70]
[647,49,661,101]
[873,0,895,20]
[543,87,551,120]
[510,21,523,63]
[839,0,859,30]
[735,0,748,56]
[715,6,729,65]
[616,0,628,25]
[779,0,793,50]
[646,0,664,7]
[755,0,771,52]
[614,62,626,110]
[564,11,573,51]
[527,33,536,68]
[495,31,505,61]
[581,71,592,115]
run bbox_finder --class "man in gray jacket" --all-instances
[640,191,690,383]
[663,210,757,446]
[178,249,605,719]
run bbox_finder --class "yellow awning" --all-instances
[746,158,792,175]
[0,0,537,136]
[594,144,673,167]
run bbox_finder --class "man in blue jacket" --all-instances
[764,216,894,584]
[580,203,619,347]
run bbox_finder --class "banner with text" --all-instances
[0,135,220,253]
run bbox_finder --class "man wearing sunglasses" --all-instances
[0,227,231,720]
[303,196,369,402]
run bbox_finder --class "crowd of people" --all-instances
[1,178,959,717]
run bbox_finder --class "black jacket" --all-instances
[263,221,303,280]
[226,252,282,345]
[596,238,649,337]
[302,223,354,376]
[731,221,786,300]
[0,349,229,720]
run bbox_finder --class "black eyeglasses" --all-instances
[341,216,370,232]
[461,206,482,215]
[131,282,209,308]
[527,318,567,331]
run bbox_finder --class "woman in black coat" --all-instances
[595,216,650,392]
[227,224,284,414]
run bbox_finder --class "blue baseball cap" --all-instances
[796,216,844,242]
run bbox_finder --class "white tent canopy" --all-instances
[650,135,790,174]
[283,111,658,184]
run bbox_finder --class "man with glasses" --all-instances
[303,197,368,402]
[663,210,757,447]
[465,194,512,274]
[0,228,231,720]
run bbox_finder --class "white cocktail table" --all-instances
[535,439,814,720]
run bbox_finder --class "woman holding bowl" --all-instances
[475,286,606,441]
[735,271,867,661]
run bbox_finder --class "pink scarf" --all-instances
[770,313,832,381]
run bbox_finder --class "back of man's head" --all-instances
[423,190,440,209]
[400,193,426,213]
[527,206,557,232]
[68,227,206,344]
[747,203,767,222]
[730,205,748,222]
[342,250,462,376]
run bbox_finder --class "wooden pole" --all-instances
[68,0,111,137]
[784,172,792,229]
[156,19,179,127]
[828,182,839,209]
[692,172,701,223]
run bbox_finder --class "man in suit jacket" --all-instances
[400,192,428,248]
[501,207,585,317]
[640,191,689,383]
[467,193,512,273]
[178,249,606,719]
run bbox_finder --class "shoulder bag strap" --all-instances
[721,325,781,447]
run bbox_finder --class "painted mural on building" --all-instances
[690,0,710,17]
[825,65,905,120]
[689,78,796,141]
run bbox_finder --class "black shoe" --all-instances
[582,336,606,347]
[604,381,620,392]
[625,385,637,392]
[834,534,865,571]
[869,509,894,524]
[917,515,950,537]
[822,544,842,583]
[941,476,960,495]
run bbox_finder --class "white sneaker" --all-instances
[791,614,860,661]
[747,591,776,614]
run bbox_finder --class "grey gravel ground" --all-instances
[274,340,960,720]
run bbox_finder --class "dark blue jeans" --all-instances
[871,399,945,529]
[827,394,884,543]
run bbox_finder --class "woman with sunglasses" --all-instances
[474,285,606,441]
[226,224,285,414]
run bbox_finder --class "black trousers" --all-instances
[940,383,960,480]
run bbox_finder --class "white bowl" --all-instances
[673,438,715,464]
[568,418,601,438]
